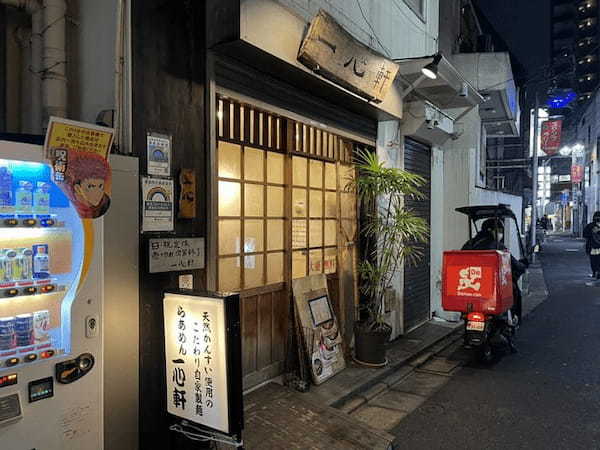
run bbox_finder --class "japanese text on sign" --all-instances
[142,177,174,232]
[149,238,205,273]
[298,10,399,103]
[147,132,172,177]
[164,294,229,433]
[44,117,114,161]
[541,120,562,156]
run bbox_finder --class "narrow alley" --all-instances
[388,235,600,449]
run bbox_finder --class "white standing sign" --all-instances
[142,177,174,232]
[164,293,230,433]
[147,132,172,177]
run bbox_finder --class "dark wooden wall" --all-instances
[131,1,207,449]
[0,5,6,131]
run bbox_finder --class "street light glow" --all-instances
[559,146,572,156]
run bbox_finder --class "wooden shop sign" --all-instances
[298,10,399,103]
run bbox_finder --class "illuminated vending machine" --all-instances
[0,140,103,450]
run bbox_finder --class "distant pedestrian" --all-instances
[540,215,550,231]
[583,212,600,279]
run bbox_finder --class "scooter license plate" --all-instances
[466,321,485,331]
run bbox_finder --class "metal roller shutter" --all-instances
[403,137,431,332]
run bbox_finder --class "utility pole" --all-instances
[531,93,540,260]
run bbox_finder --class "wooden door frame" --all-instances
[208,87,374,386]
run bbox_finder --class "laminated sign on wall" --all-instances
[147,132,171,177]
[142,177,174,232]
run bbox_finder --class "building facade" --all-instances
[551,0,600,102]
[1,1,522,449]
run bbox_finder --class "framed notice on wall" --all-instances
[147,131,172,177]
[142,177,174,232]
[163,291,243,441]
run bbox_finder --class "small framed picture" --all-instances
[308,295,333,327]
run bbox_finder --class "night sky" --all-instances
[475,0,550,82]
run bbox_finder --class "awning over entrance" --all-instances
[395,55,485,113]
[451,52,520,137]
[395,55,485,145]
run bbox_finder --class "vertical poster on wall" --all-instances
[147,132,172,177]
[142,177,174,232]
[292,274,345,385]
[43,117,115,219]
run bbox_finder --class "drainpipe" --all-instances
[41,0,67,123]
[1,0,43,134]
[114,0,124,152]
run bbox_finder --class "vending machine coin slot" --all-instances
[55,353,95,384]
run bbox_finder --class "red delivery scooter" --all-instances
[442,204,529,362]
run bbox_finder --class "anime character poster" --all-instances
[44,117,114,219]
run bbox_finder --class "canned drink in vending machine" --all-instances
[15,313,34,347]
[5,249,18,282]
[0,316,15,350]
[33,310,50,344]
[17,248,33,280]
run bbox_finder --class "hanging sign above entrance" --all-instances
[298,10,399,103]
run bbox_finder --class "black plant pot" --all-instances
[354,324,392,367]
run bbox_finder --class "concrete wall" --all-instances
[69,0,118,125]
[3,1,118,133]
[575,96,600,220]
[273,0,439,59]
[438,0,461,57]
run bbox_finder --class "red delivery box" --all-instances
[442,250,513,315]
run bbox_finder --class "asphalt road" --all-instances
[390,235,600,449]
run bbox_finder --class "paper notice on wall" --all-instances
[149,238,205,273]
[147,132,171,177]
[142,177,174,232]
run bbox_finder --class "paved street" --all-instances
[351,235,600,449]
[392,235,600,449]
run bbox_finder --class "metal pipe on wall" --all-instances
[0,0,43,133]
[41,0,67,123]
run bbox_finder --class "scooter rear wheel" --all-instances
[476,343,493,363]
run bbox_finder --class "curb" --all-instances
[332,328,463,410]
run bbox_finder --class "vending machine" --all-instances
[0,140,103,450]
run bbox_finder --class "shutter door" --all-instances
[403,137,431,332]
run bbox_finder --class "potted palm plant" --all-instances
[349,149,429,366]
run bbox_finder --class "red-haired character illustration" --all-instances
[63,151,111,218]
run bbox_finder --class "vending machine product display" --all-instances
[0,140,103,449]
